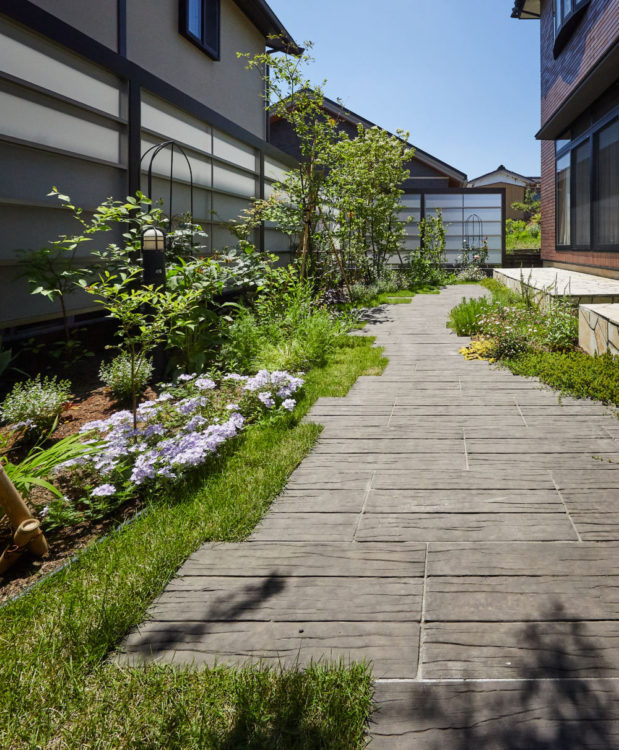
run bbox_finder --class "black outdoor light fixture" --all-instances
[141,226,167,288]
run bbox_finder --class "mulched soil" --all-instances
[0,330,157,605]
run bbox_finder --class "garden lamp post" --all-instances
[141,227,167,379]
[141,226,167,288]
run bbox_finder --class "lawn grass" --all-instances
[0,335,384,748]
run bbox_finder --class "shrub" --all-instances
[219,309,263,373]
[455,266,486,282]
[99,353,154,401]
[541,301,578,352]
[447,296,491,336]
[1,375,71,435]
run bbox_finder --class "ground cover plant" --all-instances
[0,333,384,748]
[451,278,619,406]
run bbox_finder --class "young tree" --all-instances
[323,125,413,283]
[239,41,341,278]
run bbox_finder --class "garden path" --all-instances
[120,284,619,748]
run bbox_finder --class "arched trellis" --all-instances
[140,140,195,225]
[464,213,483,251]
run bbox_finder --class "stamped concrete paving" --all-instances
[120,285,619,747]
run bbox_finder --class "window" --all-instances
[572,141,590,246]
[595,120,619,246]
[180,0,220,60]
[556,153,571,246]
[555,101,618,252]
[553,0,590,56]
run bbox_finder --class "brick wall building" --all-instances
[513,0,619,277]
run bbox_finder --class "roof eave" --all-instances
[511,0,541,19]
[232,0,302,55]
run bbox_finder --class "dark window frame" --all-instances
[179,0,221,61]
[552,0,590,57]
[555,107,619,253]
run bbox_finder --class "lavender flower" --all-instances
[282,399,296,411]
[195,377,216,390]
[91,483,116,497]
[258,392,275,408]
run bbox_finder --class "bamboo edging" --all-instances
[0,463,48,574]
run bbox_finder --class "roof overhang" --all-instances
[232,0,302,55]
[537,41,619,139]
[317,97,468,184]
[511,0,541,19]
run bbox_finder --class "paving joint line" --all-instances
[352,471,375,542]
[386,399,397,428]
[414,543,430,681]
[463,428,470,471]
[550,469,583,543]
[375,677,619,684]
[514,397,528,427]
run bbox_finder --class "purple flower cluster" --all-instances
[59,369,303,502]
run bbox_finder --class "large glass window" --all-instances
[556,153,571,246]
[572,141,590,246]
[181,0,220,60]
[595,119,619,247]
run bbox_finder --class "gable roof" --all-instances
[233,0,301,54]
[309,96,468,184]
[468,165,540,186]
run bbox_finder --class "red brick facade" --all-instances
[538,0,619,274]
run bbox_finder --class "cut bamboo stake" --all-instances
[0,464,48,557]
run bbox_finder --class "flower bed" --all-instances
[48,370,303,530]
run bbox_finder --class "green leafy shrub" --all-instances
[447,296,491,336]
[541,301,578,351]
[219,309,263,373]
[1,375,72,435]
[504,350,619,405]
[99,353,154,401]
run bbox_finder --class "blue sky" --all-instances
[267,0,541,180]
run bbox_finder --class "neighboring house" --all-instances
[0,0,299,332]
[269,95,468,189]
[270,96,506,266]
[512,0,619,277]
[468,165,540,221]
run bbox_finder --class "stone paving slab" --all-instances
[270,489,366,513]
[372,680,619,749]
[422,621,619,679]
[356,513,576,543]
[178,542,427,578]
[371,468,556,490]
[119,620,419,678]
[425,576,619,621]
[150,576,423,622]
[250,513,357,541]
[428,542,619,576]
[364,489,563,514]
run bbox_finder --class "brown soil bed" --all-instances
[0,349,158,605]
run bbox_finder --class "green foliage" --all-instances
[541,300,579,351]
[447,296,491,336]
[503,350,619,406]
[323,125,413,284]
[480,277,522,304]
[221,266,345,373]
[99,353,154,402]
[453,279,579,363]
[0,337,16,378]
[3,431,99,500]
[81,271,200,426]
[239,42,341,279]
[409,209,448,285]
[1,375,72,436]
[505,218,541,252]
